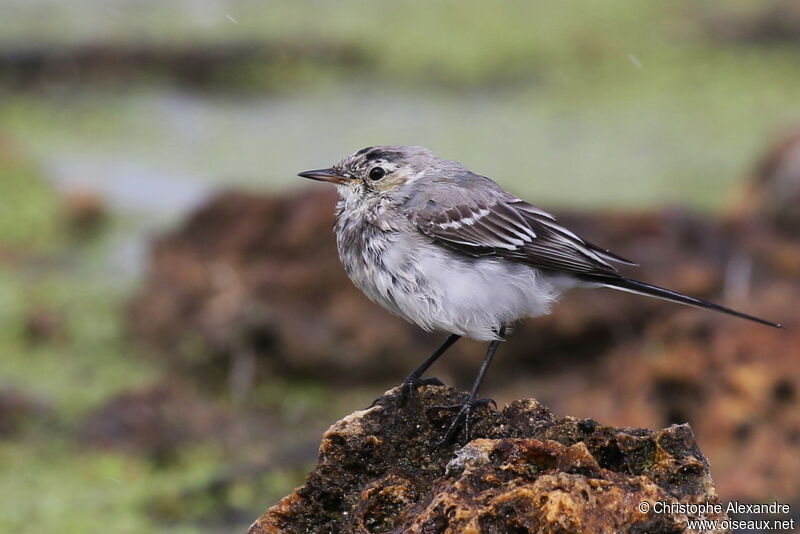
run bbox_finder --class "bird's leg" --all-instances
[437,327,506,445]
[396,334,461,406]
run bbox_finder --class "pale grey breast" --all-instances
[334,197,426,322]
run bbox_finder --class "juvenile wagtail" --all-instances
[299,145,781,444]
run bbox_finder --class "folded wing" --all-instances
[405,181,780,328]
[410,191,635,276]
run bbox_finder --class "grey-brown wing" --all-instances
[410,194,635,275]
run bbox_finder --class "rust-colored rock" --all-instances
[80,380,234,462]
[725,126,800,283]
[544,284,800,504]
[128,187,434,387]
[730,126,800,237]
[62,189,108,238]
[0,387,52,437]
[249,385,726,534]
[704,1,800,46]
[23,305,65,345]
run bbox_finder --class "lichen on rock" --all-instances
[248,385,727,534]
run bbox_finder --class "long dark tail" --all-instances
[579,274,782,329]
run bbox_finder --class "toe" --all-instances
[398,377,446,406]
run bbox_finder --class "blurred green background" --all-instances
[1,1,799,532]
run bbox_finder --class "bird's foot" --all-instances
[368,376,445,408]
[435,396,496,446]
[398,376,445,406]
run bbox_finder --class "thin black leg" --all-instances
[369,334,461,408]
[438,326,506,445]
[397,333,461,405]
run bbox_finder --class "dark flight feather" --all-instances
[580,274,782,329]
[412,193,780,329]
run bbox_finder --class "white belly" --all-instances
[341,228,562,341]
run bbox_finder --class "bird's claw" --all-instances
[368,376,445,408]
[435,397,496,446]
[398,376,445,406]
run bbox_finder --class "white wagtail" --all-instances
[299,145,782,443]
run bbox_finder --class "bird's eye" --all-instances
[369,167,386,181]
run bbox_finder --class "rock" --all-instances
[61,189,108,239]
[23,305,65,345]
[724,126,800,282]
[542,285,800,504]
[729,126,800,237]
[752,126,800,234]
[79,380,235,463]
[0,387,53,438]
[248,385,726,534]
[704,1,800,46]
[128,187,434,388]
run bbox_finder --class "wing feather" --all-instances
[410,193,634,275]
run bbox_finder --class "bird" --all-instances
[299,145,782,444]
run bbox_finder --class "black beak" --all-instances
[297,168,354,185]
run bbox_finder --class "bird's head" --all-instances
[298,146,437,197]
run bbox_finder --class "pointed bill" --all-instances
[298,168,356,185]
